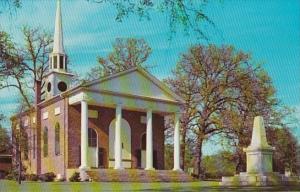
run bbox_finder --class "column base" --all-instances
[145,167,155,171]
[79,165,90,171]
[79,166,90,181]
[172,168,182,172]
[114,166,124,170]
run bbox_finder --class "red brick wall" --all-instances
[68,105,165,169]
[0,157,12,173]
[40,99,66,176]
[22,112,38,174]
[67,104,82,168]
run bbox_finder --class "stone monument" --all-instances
[220,116,299,186]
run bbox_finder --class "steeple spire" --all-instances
[49,0,67,72]
[53,0,64,54]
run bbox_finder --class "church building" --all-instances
[11,0,184,180]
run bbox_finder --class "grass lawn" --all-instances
[0,180,300,192]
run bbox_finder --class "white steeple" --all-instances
[44,0,73,101]
[49,0,67,72]
[53,0,64,54]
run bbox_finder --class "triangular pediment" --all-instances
[86,67,183,103]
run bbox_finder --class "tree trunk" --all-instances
[235,150,246,174]
[235,154,241,174]
[18,141,22,185]
[196,137,203,179]
[180,130,186,171]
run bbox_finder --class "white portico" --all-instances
[65,67,184,171]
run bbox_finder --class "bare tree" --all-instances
[11,101,34,184]
[0,27,53,108]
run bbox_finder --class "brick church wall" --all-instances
[40,98,66,176]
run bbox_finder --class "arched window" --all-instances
[88,128,97,147]
[55,123,60,155]
[43,127,48,157]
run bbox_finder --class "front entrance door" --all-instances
[109,118,132,168]
[88,128,98,168]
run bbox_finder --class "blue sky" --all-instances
[0,0,299,153]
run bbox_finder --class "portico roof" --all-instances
[64,66,184,113]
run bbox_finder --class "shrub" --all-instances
[4,170,24,180]
[26,174,39,181]
[4,173,15,180]
[39,172,56,182]
[69,172,81,182]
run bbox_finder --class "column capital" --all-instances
[174,111,182,121]
[146,108,153,113]
[115,102,123,107]
[174,111,182,115]
[81,92,89,102]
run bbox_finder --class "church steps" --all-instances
[86,169,195,182]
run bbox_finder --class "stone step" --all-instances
[87,169,195,182]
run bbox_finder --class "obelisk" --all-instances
[243,116,274,174]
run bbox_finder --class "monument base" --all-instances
[220,172,300,186]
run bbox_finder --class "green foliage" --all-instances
[4,169,24,181]
[202,151,235,179]
[87,38,151,80]
[88,0,216,40]
[0,31,23,79]
[165,44,280,177]
[164,144,173,170]
[267,127,299,174]
[0,114,11,153]
[69,172,81,182]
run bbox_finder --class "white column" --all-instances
[145,109,154,170]
[80,100,89,170]
[114,104,123,169]
[173,112,181,171]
